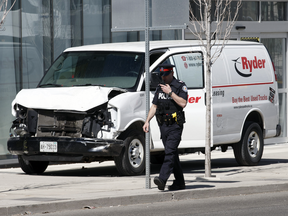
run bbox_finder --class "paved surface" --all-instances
[0,143,287,216]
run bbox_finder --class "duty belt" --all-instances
[156,112,178,126]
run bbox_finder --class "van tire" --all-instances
[233,122,264,166]
[18,155,49,174]
[114,132,145,176]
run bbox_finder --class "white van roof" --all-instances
[64,40,262,53]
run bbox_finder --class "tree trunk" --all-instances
[205,0,212,178]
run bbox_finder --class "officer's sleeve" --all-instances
[178,83,188,101]
[152,87,159,105]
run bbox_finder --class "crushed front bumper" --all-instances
[7,136,124,162]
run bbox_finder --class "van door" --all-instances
[150,52,206,149]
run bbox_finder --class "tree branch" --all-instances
[189,0,242,64]
[0,0,17,29]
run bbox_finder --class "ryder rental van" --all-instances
[7,40,281,175]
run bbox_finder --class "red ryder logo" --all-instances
[232,56,266,77]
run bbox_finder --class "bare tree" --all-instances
[0,0,16,30]
[189,0,241,177]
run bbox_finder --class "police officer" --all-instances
[143,64,188,191]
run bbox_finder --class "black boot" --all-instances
[154,177,166,190]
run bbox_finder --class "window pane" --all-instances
[22,1,45,88]
[262,38,286,137]
[71,0,82,47]
[173,53,204,89]
[189,0,204,20]
[261,2,287,21]
[42,0,53,69]
[236,1,259,21]
[53,0,72,58]
[161,30,182,40]
[279,93,287,137]
[261,38,285,89]
[0,0,19,155]
[190,1,259,21]
[83,0,104,45]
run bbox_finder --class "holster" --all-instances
[175,111,185,125]
[156,115,164,126]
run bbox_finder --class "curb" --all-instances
[0,159,19,169]
[1,183,288,216]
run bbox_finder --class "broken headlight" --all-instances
[10,105,38,137]
[82,109,114,138]
[10,104,28,137]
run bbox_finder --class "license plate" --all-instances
[40,141,58,152]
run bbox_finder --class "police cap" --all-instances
[158,64,175,76]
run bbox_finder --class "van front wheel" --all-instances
[114,132,145,176]
[233,122,264,166]
[18,155,49,174]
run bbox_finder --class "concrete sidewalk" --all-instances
[0,143,287,216]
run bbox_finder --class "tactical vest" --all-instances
[155,81,183,116]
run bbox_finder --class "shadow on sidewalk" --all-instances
[7,156,288,178]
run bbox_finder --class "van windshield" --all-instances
[38,51,144,89]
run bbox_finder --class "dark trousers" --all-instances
[159,123,184,184]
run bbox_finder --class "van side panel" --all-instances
[212,44,279,145]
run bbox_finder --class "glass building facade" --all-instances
[0,0,288,158]
[0,0,181,158]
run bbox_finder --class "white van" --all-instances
[7,40,281,175]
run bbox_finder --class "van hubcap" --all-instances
[247,131,260,157]
[128,139,144,168]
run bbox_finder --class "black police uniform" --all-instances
[152,77,188,186]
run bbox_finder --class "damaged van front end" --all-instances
[7,49,146,175]
[8,87,126,173]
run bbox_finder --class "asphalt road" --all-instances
[28,190,288,216]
